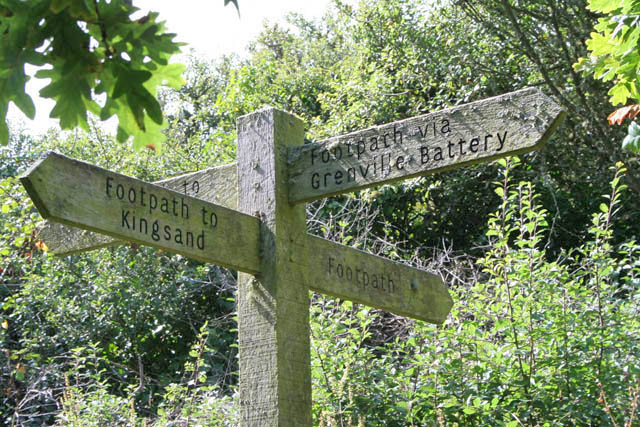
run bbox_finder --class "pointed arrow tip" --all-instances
[19,152,59,220]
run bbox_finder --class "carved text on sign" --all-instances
[327,256,397,294]
[20,152,260,273]
[105,176,214,250]
[288,87,566,203]
[308,118,510,191]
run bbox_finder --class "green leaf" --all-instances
[116,125,129,143]
[2,48,36,120]
[527,221,536,234]
[587,0,623,14]
[0,120,7,146]
[443,398,459,408]
[112,67,156,124]
[50,0,74,14]
[117,109,168,152]
[586,31,613,56]
[628,120,640,137]
[0,103,8,146]
[38,64,92,130]
[12,90,35,120]
[491,396,499,408]
[50,0,95,20]
[396,401,409,413]
[112,65,161,128]
[147,63,185,91]
[609,83,631,105]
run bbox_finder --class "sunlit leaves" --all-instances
[112,67,157,127]
[607,103,640,125]
[308,158,640,425]
[0,0,189,151]
[0,104,8,146]
[0,2,42,145]
[622,121,640,152]
[118,111,168,150]
[576,0,640,153]
[37,64,96,131]
[50,0,96,20]
[587,0,623,14]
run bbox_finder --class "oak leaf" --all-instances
[607,104,640,125]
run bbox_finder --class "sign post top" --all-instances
[300,235,452,323]
[25,151,452,323]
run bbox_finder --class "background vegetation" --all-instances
[1,0,639,425]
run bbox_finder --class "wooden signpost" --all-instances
[20,87,565,426]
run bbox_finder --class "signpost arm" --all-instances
[20,153,260,273]
[37,163,239,255]
[236,109,312,425]
[287,87,566,203]
[296,235,452,324]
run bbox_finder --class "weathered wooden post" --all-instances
[236,108,312,425]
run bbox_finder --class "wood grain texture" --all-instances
[288,87,566,203]
[37,163,239,255]
[236,109,312,426]
[21,153,259,273]
[297,235,452,323]
[37,222,116,255]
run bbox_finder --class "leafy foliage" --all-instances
[575,0,640,154]
[576,0,640,106]
[0,126,238,425]
[160,55,240,167]
[56,326,238,426]
[215,0,640,253]
[0,0,236,151]
[309,158,640,426]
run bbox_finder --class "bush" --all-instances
[0,133,238,425]
[54,326,238,426]
[309,158,640,426]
